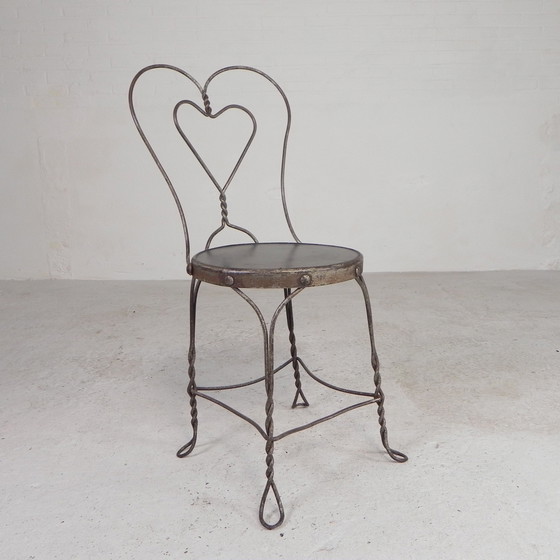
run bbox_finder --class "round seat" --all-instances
[191,242,363,288]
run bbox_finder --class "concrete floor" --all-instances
[1,272,559,559]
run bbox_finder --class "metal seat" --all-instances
[191,242,362,288]
[129,64,407,530]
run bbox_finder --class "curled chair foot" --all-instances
[176,436,197,458]
[385,446,408,463]
[378,406,408,463]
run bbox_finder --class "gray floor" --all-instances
[1,272,559,560]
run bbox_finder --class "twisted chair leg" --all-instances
[258,369,285,529]
[177,278,201,458]
[355,274,408,463]
[233,287,298,529]
[284,288,309,408]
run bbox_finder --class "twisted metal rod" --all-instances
[355,274,408,463]
[177,277,202,458]
[232,286,305,529]
[283,288,309,408]
[175,277,406,528]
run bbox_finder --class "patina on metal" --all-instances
[192,242,363,288]
[129,64,407,530]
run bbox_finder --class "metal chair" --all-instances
[129,65,407,529]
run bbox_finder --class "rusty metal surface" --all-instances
[191,242,363,288]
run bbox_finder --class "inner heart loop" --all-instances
[173,100,257,195]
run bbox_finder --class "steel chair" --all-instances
[129,65,407,529]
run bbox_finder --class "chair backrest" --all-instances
[128,65,301,272]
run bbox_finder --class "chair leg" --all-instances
[234,287,293,529]
[258,356,285,530]
[355,274,408,463]
[177,278,201,458]
[283,288,309,408]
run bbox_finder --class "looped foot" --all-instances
[386,447,408,463]
[379,426,408,463]
[291,388,309,408]
[259,480,285,530]
[176,436,197,458]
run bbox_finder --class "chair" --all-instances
[128,65,407,529]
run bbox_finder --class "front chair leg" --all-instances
[259,287,305,528]
[232,287,294,529]
[355,274,408,463]
[259,403,285,529]
[177,278,201,458]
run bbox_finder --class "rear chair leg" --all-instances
[284,288,309,408]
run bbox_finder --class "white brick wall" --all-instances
[1,0,559,278]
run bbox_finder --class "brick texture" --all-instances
[1,0,559,277]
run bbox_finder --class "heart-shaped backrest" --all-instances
[174,101,256,197]
[129,65,301,270]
